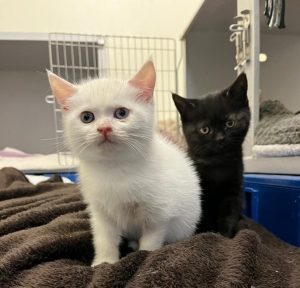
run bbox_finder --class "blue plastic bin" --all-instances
[27,172,79,183]
[244,174,300,247]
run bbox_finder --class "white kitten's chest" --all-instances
[112,200,146,238]
[80,163,154,237]
[91,183,150,238]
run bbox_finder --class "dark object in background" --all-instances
[264,0,285,29]
[172,73,250,238]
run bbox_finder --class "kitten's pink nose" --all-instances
[97,126,112,136]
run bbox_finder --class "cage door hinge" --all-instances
[229,9,251,71]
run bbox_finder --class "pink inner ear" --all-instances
[47,71,77,109]
[128,60,156,102]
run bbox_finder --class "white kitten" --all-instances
[48,61,201,266]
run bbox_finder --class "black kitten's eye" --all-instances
[199,126,210,134]
[80,111,95,123]
[114,107,129,119]
[226,120,235,128]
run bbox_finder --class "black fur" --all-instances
[172,73,250,238]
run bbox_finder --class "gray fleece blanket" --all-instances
[255,100,300,145]
[0,167,299,288]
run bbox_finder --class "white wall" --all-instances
[186,31,236,98]
[0,0,202,39]
[261,34,300,112]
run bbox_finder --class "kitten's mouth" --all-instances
[98,137,115,145]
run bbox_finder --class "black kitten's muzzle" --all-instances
[215,133,225,142]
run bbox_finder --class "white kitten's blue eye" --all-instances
[114,107,129,119]
[80,111,95,123]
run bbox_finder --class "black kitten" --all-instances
[172,73,250,238]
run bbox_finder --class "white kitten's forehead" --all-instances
[73,78,138,108]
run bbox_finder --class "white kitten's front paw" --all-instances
[92,256,119,267]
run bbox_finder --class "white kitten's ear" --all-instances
[47,70,77,110]
[128,60,156,102]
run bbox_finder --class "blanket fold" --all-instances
[0,167,299,288]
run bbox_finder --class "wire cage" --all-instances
[46,33,180,165]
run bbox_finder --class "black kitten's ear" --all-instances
[172,93,194,115]
[227,73,248,102]
[172,93,186,114]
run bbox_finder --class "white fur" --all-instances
[62,78,201,266]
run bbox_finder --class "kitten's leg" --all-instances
[218,216,237,238]
[218,198,241,238]
[139,224,166,251]
[90,210,121,266]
